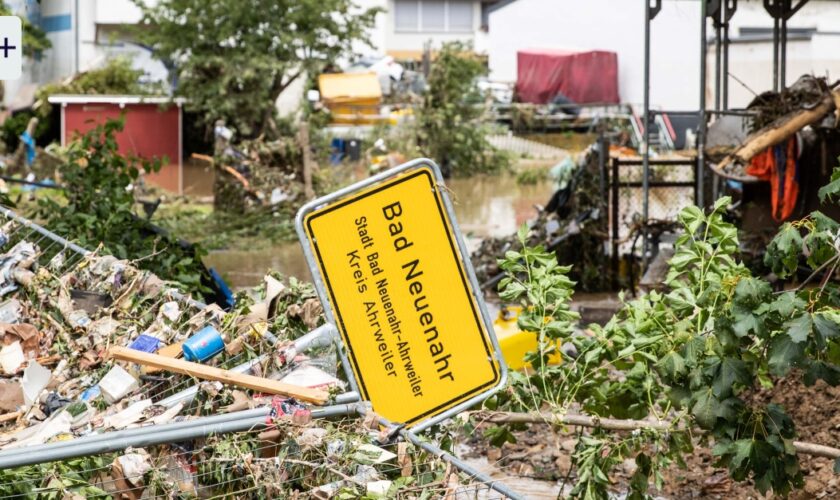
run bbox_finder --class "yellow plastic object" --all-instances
[493,306,563,371]
[319,72,383,124]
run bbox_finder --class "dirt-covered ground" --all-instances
[460,376,839,498]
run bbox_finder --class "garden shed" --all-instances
[49,95,185,193]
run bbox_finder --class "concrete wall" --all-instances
[488,0,840,110]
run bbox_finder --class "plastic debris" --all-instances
[182,325,225,362]
[352,443,397,465]
[160,301,180,322]
[0,341,24,374]
[0,298,21,324]
[367,479,393,496]
[21,361,51,409]
[43,392,72,416]
[111,449,152,500]
[128,334,162,353]
[103,399,153,429]
[79,384,101,402]
[98,364,139,404]
[279,364,344,390]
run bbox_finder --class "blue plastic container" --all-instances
[182,325,225,362]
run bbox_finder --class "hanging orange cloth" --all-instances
[745,136,800,222]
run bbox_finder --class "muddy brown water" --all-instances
[203,174,556,289]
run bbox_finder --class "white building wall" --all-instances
[488,0,701,110]
[354,0,389,55]
[713,0,840,109]
[95,0,145,24]
[383,0,482,54]
[488,0,840,110]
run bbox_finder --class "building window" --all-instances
[394,0,474,33]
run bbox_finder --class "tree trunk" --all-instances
[298,121,316,200]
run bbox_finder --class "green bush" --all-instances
[417,42,509,177]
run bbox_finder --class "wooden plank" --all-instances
[109,346,328,405]
[141,342,183,375]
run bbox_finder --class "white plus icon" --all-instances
[0,16,21,79]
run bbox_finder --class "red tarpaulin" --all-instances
[516,49,619,105]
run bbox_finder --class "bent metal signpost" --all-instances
[296,160,506,430]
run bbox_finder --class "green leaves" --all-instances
[712,357,751,398]
[494,188,840,498]
[764,223,803,278]
[814,312,840,345]
[483,425,517,448]
[768,334,806,376]
[784,314,813,343]
[656,350,686,379]
[691,390,718,429]
[817,165,840,203]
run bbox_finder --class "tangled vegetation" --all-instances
[134,0,379,138]
[417,42,510,177]
[33,118,211,296]
[487,167,840,498]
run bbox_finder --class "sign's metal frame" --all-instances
[295,159,508,433]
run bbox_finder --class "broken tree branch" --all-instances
[713,90,839,179]
[475,411,840,460]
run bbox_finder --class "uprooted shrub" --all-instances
[485,169,840,498]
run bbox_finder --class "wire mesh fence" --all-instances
[0,207,526,499]
[607,157,696,284]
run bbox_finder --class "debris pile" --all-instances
[472,145,611,292]
[210,122,308,214]
[711,75,840,180]
[746,75,835,133]
[0,232,336,439]
[0,211,498,497]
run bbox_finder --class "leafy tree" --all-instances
[417,42,509,177]
[491,180,840,497]
[133,0,380,138]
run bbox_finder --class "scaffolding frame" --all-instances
[640,0,811,265]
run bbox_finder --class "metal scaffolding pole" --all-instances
[780,7,788,89]
[0,404,363,469]
[712,1,722,201]
[642,0,661,266]
[722,0,737,110]
[714,12,722,113]
[403,430,527,500]
[765,0,811,91]
[697,0,708,209]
